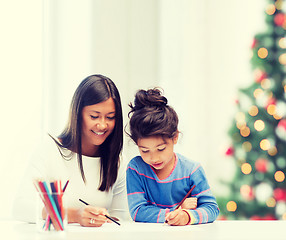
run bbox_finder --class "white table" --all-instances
[1,220,285,240]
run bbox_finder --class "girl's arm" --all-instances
[126,164,174,223]
[184,165,220,225]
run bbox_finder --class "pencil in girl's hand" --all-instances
[175,185,196,210]
[165,185,196,224]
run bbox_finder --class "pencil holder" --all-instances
[36,191,67,232]
[34,179,69,232]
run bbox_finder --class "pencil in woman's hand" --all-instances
[78,198,121,226]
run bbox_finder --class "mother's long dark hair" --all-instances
[53,74,123,191]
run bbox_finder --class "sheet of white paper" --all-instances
[67,221,203,233]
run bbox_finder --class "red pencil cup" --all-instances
[36,191,67,233]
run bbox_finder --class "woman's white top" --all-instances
[12,134,130,223]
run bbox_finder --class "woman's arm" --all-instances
[108,158,131,221]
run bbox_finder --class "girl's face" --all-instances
[81,97,116,156]
[137,135,178,175]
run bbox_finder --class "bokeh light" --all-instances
[275,0,283,10]
[240,126,250,137]
[253,88,264,99]
[254,120,265,131]
[274,171,285,182]
[226,201,237,212]
[267,104,276,115]
[241,163,252,174]
[266,4,276,15]
[248,105,259,116]
[279,53,286,65]
[268,146,278,156]
[260,139,271,150]
[261,78,271,89]
[273,114,282,120]
[266,197,276,207]
[242,141,252,152]
[236,112,245,122]
[236,121,246,130]
[258,47,268,59]
[240,185,254,200]
[279,37,286,48]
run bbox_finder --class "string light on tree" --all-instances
[226,201,237,212]
[274,170,285,182]
[241,163,252,175]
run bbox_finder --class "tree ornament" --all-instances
[262,214,276,220]
[266,97,277,108]
[274,13,286,26]
[240,185,254,201]
[275,118,286,141]
[255,182,273,203]
[225,146,234,156]
[275,201,286,218]
[255,158,268,173]
[254,69,267,83]
[251,38,258,49]
[273,188,286,201]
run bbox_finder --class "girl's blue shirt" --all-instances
[126,153,219,224]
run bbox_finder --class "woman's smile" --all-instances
[91,130,106,136]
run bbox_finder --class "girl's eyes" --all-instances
[141,150,149,153]
[141,148,166,153]
[91,115,98,119]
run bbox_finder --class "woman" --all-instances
[13,74,130,227]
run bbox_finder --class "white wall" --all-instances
[0,0,266,219]
[0,0,42,218]
[158,0,265,193]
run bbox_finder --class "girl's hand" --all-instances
[165,209,190,226]
[69,206,109,227]
[181,197,197,209]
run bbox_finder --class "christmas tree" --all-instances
[218,0,286,220]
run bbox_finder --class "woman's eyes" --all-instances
[107,116,116,120]
[90,115,115,120]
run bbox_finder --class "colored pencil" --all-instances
[175,185,196,210]
[79,198,121,226]
[33,179,69,231]
[165,185,196,223]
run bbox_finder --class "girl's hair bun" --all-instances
[132,88,167,111]
[127,87,178,142]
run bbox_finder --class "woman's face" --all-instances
[81,97,116,156]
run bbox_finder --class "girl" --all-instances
[126,88,219,225]
[13,74,130,227]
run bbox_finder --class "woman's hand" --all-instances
[68,206,109,227]
[165,209,190,226]
[181,197,197,209]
